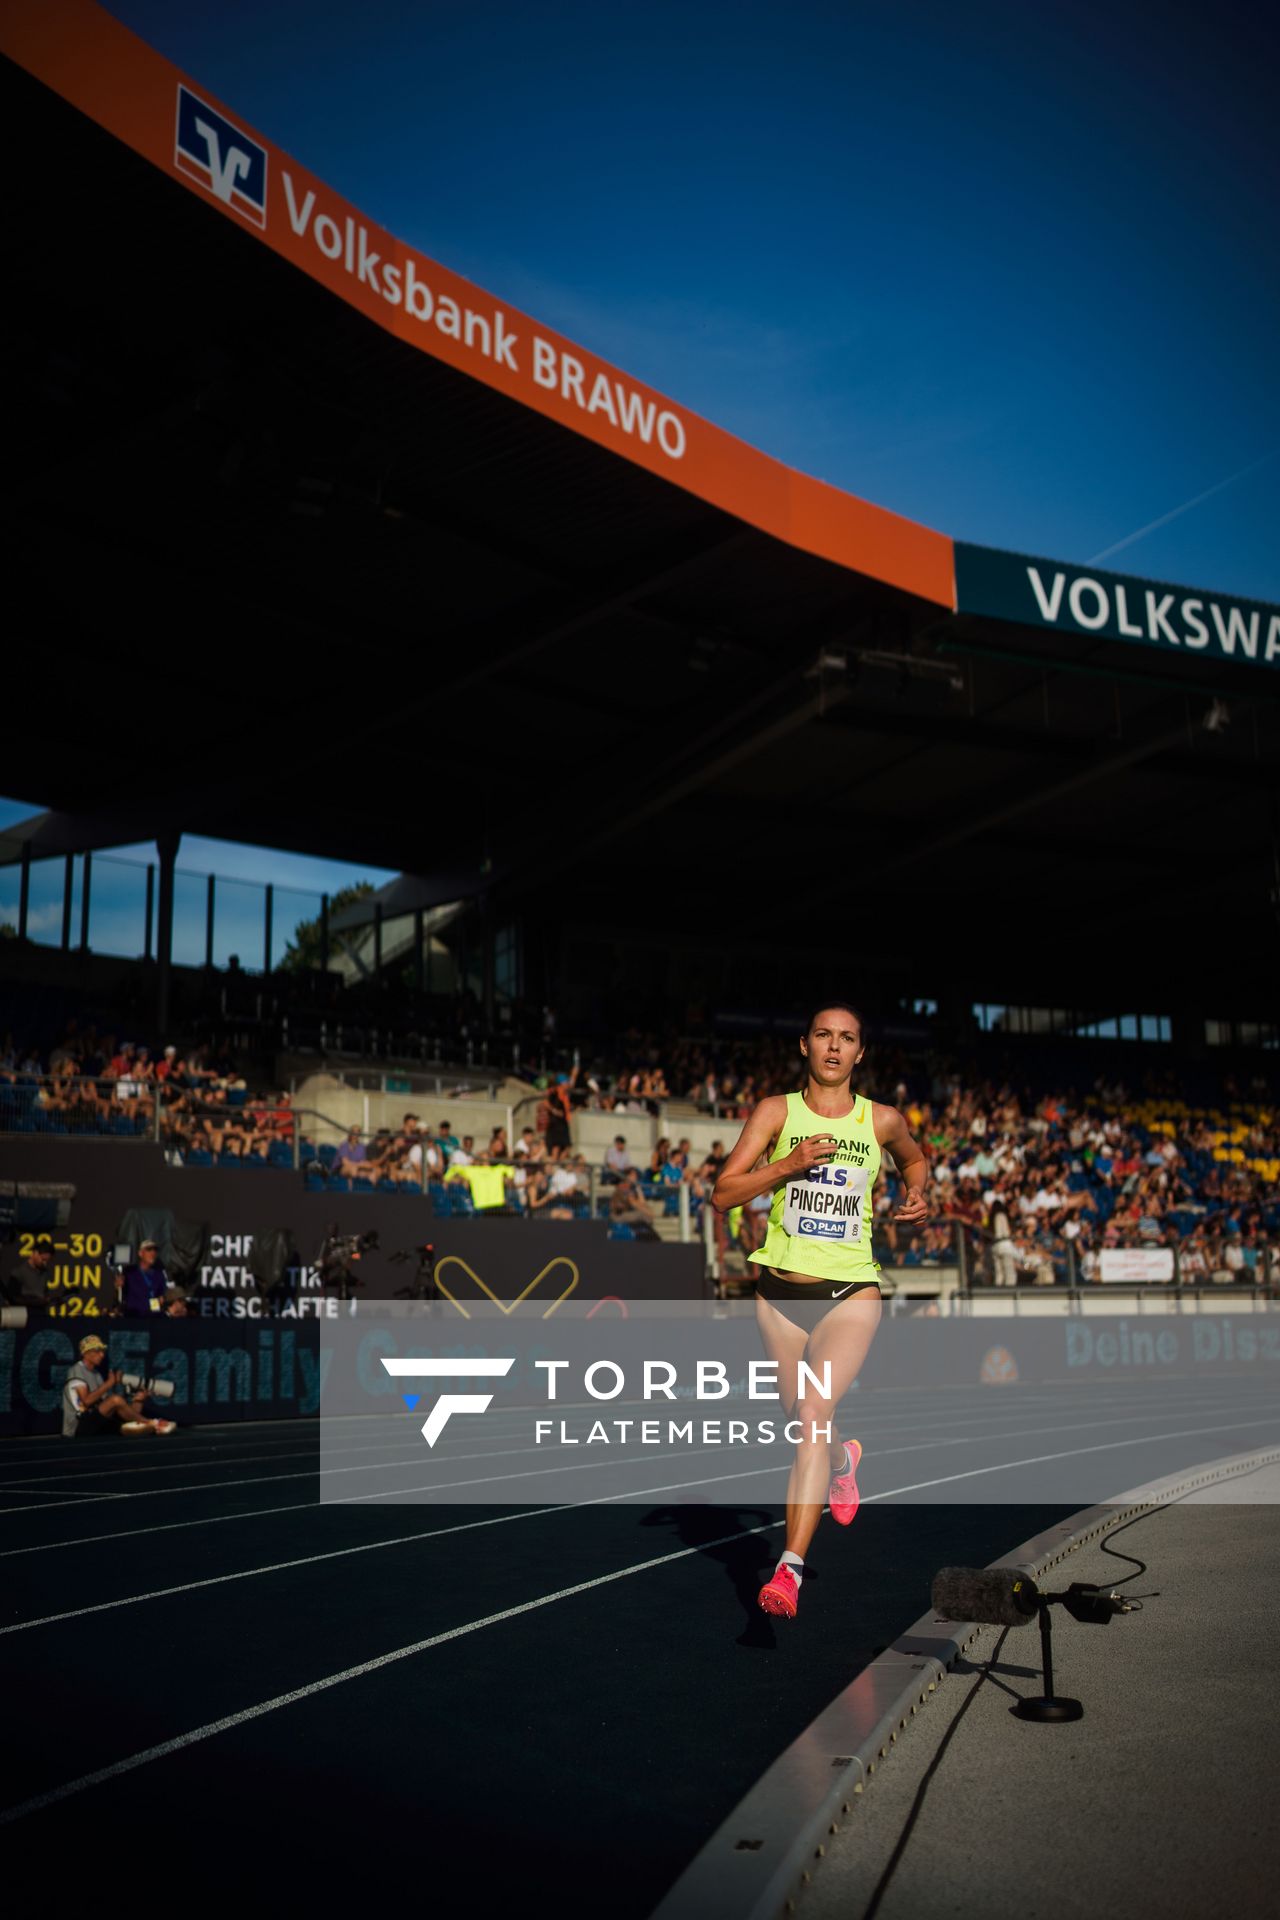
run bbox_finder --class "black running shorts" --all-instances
[756,1266,882,1329]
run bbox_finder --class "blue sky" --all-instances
[95,0,1278,603]
[8,1,1277,922]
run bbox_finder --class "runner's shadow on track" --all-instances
[638,1505,802,1650]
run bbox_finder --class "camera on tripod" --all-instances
[318,1225,380,1300]
[389,1241,438,1302]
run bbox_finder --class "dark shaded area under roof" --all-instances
[4,53,1278,1013]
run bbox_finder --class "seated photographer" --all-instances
[62,1334,176,1438]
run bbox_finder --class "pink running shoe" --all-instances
[150,1420,177,1435]
[829,1438,863,1525]
[757,1564,800,1619]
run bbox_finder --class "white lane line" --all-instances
[0,1488,102,1502]
[0,1393,1239,1494]
[0,1445,326,1487]
[0,1471,311,1515]
[863,1415,1280,1501]
[2,1395,1262,1534]
[0,1511,786,1824]
[2,1438,763,1618]
[1,1499,336,1557]
[10,1405,1276,1656]
[336,1408,1276,1504]
[2,1376,1249,1479]
[0,1502,576,1637]
[0,1398,1243,1558]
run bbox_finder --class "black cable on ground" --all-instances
[1096,1504,1164,1591]
[859,1625,1010,1920]
[1095,1455,1278,1595]
[858,1460,1278,1913]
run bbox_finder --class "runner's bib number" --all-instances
[782,1165,869,1244]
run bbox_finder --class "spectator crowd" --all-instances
[3,1016,1276,1283]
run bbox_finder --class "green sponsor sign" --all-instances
[955,543,1280,670]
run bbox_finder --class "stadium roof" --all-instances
[4,0,1278,1001]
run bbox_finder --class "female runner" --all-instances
[712,1004,928,1618]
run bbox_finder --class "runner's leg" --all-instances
[781,1288,881,1563]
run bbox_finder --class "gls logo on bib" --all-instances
[781,1164,869,1244]
[175,86,267,229]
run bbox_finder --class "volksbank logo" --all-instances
[382,1356,514,1445]
[175,86,267,229]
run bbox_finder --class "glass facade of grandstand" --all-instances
[0,853,324,974]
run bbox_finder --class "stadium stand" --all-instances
[3,1006,1274,1282]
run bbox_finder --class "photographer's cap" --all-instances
[139,1239,159,1250]
[79,1334,107,1354]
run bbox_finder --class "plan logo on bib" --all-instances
[175,86,267,228]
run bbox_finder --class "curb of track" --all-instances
[650,1444,1280,1920]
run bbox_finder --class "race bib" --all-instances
[782,1164,869,1244]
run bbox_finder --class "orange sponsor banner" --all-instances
[2,0,955,607]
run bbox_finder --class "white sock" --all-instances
[777,1550,804,1588]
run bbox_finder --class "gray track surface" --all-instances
[799,1463,1280,1920]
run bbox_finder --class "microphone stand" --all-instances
[1015,1585,1131,1722]
[1014,1599,1083,1723]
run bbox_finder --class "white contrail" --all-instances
[1088,449,1276,564]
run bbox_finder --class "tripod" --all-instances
[392,1247,439,1306]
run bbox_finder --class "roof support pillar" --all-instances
[17,843,30,942]
[482,908,494,1032]
[61,853,74,951]
[155,833,180,1038]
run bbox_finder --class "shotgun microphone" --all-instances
[932,1565,1040,1626]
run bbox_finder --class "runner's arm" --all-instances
[875,1106,929,1224]
[712,1098,836,1213]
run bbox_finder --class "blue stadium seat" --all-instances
[318,1145,337,1169]
[328,1175,351,1194]
[226,1088,248,1107]
[305,1171,328,1192]
[187,1149,214,1167]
